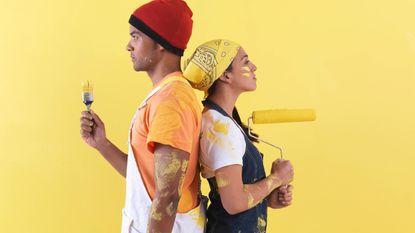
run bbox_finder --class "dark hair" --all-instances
[206,61,259,143]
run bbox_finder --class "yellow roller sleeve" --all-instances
[252,109,316,124]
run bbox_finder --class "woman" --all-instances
[183,39,294,233]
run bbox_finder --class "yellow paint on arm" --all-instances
[243,185,261,209]
[166,202,175,217]
[149,199,163,221]
[216,172,231,188]
[148,147,190,233]
[177,159,188,195]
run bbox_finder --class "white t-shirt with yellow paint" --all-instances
[199,109,246,178]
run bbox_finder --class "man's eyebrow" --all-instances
[129,31,139,36]
[242,54,248,59]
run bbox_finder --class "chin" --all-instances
[133,64,143,71]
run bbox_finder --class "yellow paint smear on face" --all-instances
[242,66,251,72]
[213,120,229,135]
[242,66,251,78]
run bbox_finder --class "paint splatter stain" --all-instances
[247,192,255,209]
[257,215,267,233]
[266,178,273,191]
[216,173,230,188]
[166,202,174,216]
[205,129,225,148]
[213,120,229,135]
[188,205,206,229]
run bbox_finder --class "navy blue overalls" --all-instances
[203,100,268,233]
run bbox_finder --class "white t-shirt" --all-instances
[199,109,246,178]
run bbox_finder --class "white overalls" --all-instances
[121,76,206,233]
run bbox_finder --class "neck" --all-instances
[208,86,240,117]
[147,54,182,86]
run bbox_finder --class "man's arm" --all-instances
[146,143,189,233]
[80,110,127,177]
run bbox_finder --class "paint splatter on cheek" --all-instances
[241,66,251,78]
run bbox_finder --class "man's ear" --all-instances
[155,43,164,51]
[218,72,232,84]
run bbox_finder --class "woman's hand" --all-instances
[268,184,293,209]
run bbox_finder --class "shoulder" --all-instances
[201,109,246,150]
[199,109,246,174]
[154,79,200,110]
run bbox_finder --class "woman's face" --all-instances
[227,47,257,92]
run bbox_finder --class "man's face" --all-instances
[126,25,158,72]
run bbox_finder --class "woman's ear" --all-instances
[218,71,232,84]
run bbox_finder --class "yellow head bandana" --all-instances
[183,39,240,92]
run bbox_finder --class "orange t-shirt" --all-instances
[131,72,202,213]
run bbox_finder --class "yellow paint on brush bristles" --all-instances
[81,80,94,111]
[82,80,93,92]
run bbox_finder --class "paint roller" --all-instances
[247,109,316,159]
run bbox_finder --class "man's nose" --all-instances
[126,42,133,51]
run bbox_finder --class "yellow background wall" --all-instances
[1,0,414,232]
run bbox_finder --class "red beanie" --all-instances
[129,0,193,56]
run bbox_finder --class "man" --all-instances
[79,1,205,232]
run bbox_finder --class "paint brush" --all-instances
[82,80,94,112]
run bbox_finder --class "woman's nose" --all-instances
[251,62,257,72]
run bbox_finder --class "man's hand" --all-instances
[80,110,107,149]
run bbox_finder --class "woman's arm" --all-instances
[215,159,293,215]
